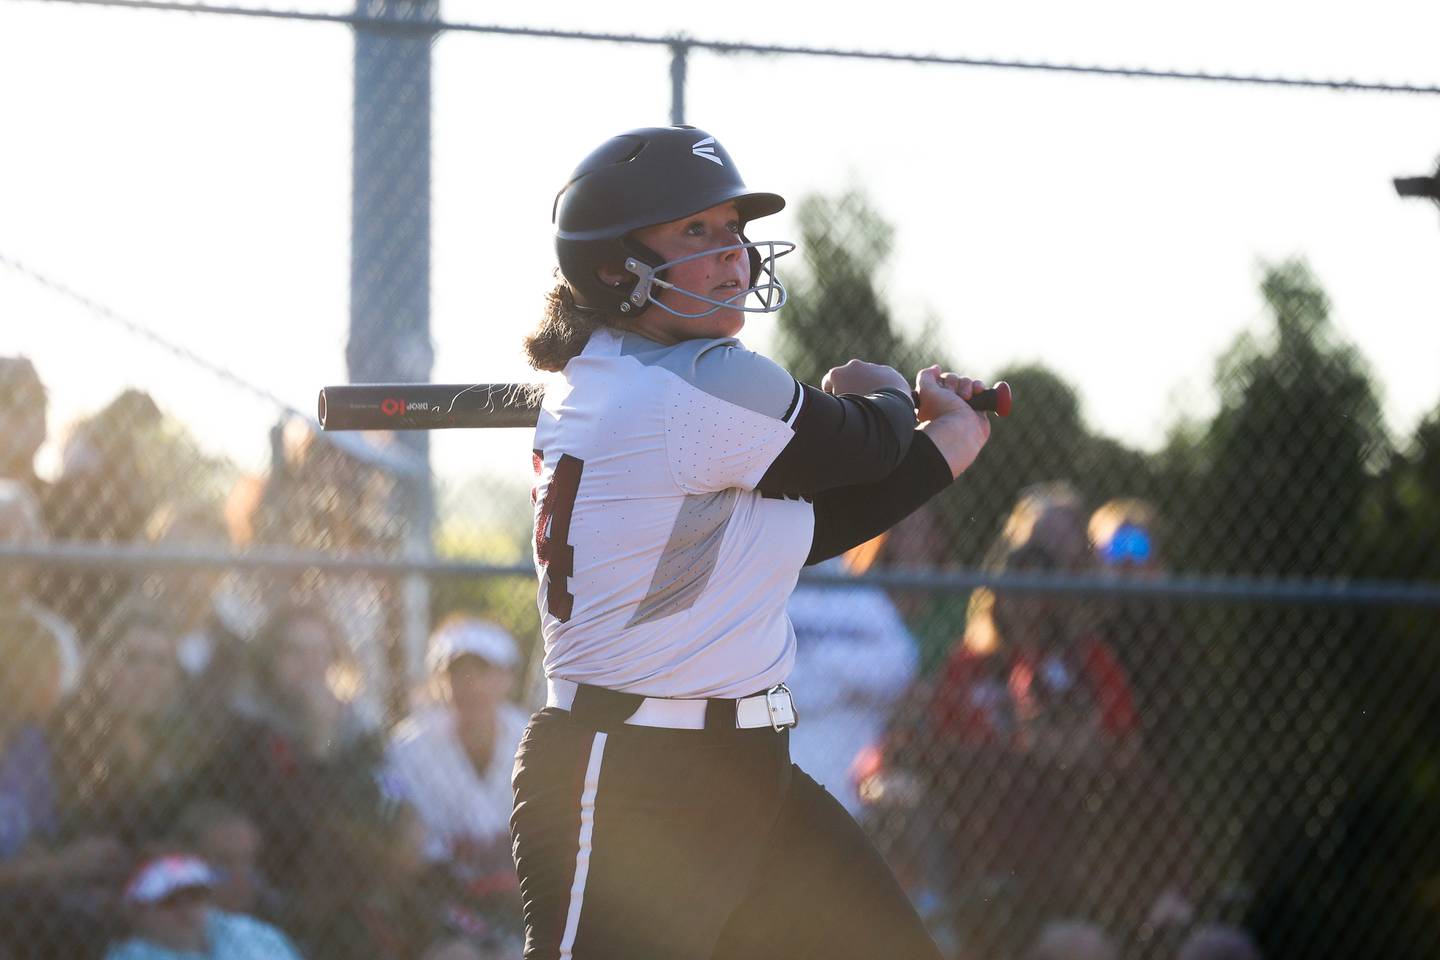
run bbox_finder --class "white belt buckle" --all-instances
[764,683,798,731]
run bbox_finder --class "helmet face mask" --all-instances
[553,126,792,319]
[618,239,795,319]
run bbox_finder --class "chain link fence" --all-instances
[4,4,1440,960]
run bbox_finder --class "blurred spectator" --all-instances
[48,389,163,538]
[1089,498,1164,579]
[385,616,525,872]
[173,802,266,920]
[988,481,1090,569]
[1176,925,1263,960]
[0,357,48,499]
[41,389,165,638]
[248,419,404,556]
[1087,499,1185,759]
[930,539,1133,761]
[785,557,918,817]
[896,482,1202,955]
[192,601,380,896]
[0,479,82,694]
[52,596,198,846]
[234,421,405,720]
[294,773,497,960]
[847,505,958,675]
[104,853,301,960]
[141,503,241,658]
[383,616,526,953]
[0,611,63,866]
[872,485,1091,677]
[141,502,256,754]
[1025,920,1118,960]
[1088,498,1176,688]
[909,486,1153,954]
[0,609,122,959]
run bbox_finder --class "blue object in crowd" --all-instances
[1100,524,1152,566]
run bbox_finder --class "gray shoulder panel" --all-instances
[621,333,799,421]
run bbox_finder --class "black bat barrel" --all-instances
[318,383,542,431]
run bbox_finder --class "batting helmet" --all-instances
[553,125,793,318]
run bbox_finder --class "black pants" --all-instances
[510,697,943,960]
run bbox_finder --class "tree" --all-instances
[1360,402,1440,581]
[1177,260,1388,577]
[1154,261,1430,954]
[772,189,945,386]
[774,191,1154,569]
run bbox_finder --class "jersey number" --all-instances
[534,451,584,622]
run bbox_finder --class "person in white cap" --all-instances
[104,852,301,960]
[385,614,527,883]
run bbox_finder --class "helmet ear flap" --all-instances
[557,236,627,313]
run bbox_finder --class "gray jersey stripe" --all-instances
[627,489,740,628]
[618,332,798,421]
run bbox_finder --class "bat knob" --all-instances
[990,380,1013,417]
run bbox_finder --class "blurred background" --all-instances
[1,1,1438,958]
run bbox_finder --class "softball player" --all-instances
[513,125,991,959]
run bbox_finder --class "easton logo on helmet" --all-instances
[691,137,723,166]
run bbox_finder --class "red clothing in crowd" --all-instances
[927,635,1139,747]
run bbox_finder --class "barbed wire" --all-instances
[0,250,425,477]
[14,0,1440,97]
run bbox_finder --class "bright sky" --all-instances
[2,0,1438,497]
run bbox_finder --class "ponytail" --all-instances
[523,280,619,372]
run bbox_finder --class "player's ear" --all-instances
[596,262,630,288]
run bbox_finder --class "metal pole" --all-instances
[350,0,439,723]
[670,41,688,125]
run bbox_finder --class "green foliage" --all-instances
[772,189,949,386]
[1360,403,1440,581]
[1170,260,1389,576]
[774,190,1154,568]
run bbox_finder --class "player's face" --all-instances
[629,201,750,342]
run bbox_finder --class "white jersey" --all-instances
[531,326,813,699]
[384,702,528,862]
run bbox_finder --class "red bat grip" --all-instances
[911,380,1012,418]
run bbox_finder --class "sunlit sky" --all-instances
[3,0,1438,493]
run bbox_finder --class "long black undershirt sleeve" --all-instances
[755,383,916,498]
[805,429,955,566]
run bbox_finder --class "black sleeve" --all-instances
[755,383,917,498]
[805,429,954,565]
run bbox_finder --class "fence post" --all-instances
[350,0,440,723]
[670,40,689,126]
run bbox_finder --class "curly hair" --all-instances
[522,279,626,372]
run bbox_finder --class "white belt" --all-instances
[546,678,798,731]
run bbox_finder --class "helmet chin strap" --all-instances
[618,240,795,318]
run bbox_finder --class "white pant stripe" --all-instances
[558,731,608,960]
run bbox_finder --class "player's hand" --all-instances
[915,365,991,478]
[821,359,910,398]
[915,365,987,423]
